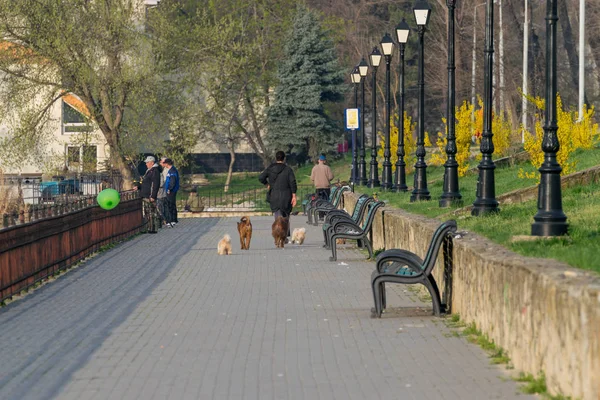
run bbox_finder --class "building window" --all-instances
[66,145,97,172]
[62,101,92,134]
[82,145,97,172]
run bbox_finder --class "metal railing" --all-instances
[186,184,316,213]
[0,174,124,231]
[1,173,123,206]
[0,191,144,302]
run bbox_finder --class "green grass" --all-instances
[456,180,600,273]
[355,147,600,272]
[186,148,600,272]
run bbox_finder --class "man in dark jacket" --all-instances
[259,150,297,240]
[140,156,161,233]
[163,158,179,227]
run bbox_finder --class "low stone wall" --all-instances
[344,192,600,400]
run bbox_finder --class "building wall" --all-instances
[0,98,109,176]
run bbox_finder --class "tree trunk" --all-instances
[98,125,133,190]
[558,0,587,105]
[224,141,235,193]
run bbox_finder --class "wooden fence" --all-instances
[0,191,144,302]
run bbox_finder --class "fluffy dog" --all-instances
[217,234,232,255]
[237,216,252,250]
[291,227,306,245]
[272,215,289,248]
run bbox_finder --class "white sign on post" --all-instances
[345,108,360,130]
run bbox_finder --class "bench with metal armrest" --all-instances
[328,200,384,262]
[370,220,457,317]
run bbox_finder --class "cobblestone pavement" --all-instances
[0,216,533,400]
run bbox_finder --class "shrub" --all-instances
[378,112,417,173]
[519,94,599,181]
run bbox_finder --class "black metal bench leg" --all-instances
[423,276,443,316]
[364,238,373,259]
[329,235,338,261]
[381,282,387,310]
[371,279,383,318]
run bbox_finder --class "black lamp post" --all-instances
[410,1,432,202]
[393,19,410,192]
[357,58,369,186]
[531,0,568,236]
[368,47,382,188]
[439,0,462,207]
[350,67,361,185]
[380,33,394,190]
[471,0,499,215]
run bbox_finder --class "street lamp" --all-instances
[368,46,382,188]
[350,67,361,185]
[380,33,394,190]
[410,0,432,202]
[531,0,568,236]
[440,0,463,207]
[393,19,410,192]
[471,0,499,215]
[357,58,369,186]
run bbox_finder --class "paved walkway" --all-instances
[0,217,532,400]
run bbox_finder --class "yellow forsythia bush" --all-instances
[518,94,599,180]
[430,101,474,177]
[378,112,416,173]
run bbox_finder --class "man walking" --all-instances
[310,154,334,202]
[163,158,180,227]
[140,156,161,233]
[259,150,297,240]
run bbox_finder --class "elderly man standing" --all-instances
[311,154,334,221]
[140,155,161,233]
[311,154,334,201]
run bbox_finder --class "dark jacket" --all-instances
[141,164,161,200]
[165,166,180,193]
[259,162,297,214]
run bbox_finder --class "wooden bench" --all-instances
[370,220,457,317]
[328,200,384,262]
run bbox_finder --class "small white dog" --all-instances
[217,234,232,255]
[291,227,306,245]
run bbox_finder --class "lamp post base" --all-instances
[410,164,430,202]
[439,195,463,208]
[381,161,393,190]
[357,160,368,186]
[531,218,568,236]
[368,160,380,188]
[393,161,408,192]
[471,160,499,215]
[439,166,462,207]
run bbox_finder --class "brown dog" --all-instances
[272,215,289,248]
[237,216,252,250]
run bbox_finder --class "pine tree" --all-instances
[267,4,345,161]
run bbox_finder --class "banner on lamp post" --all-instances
[345,108,360,130]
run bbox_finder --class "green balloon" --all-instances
[97,188,120,210]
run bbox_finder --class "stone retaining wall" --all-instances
[344,192,600,400]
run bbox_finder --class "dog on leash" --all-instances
[237,216,252,250]
[217,234,232,255]
[272,215,289,248]
[291,227,306,245]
